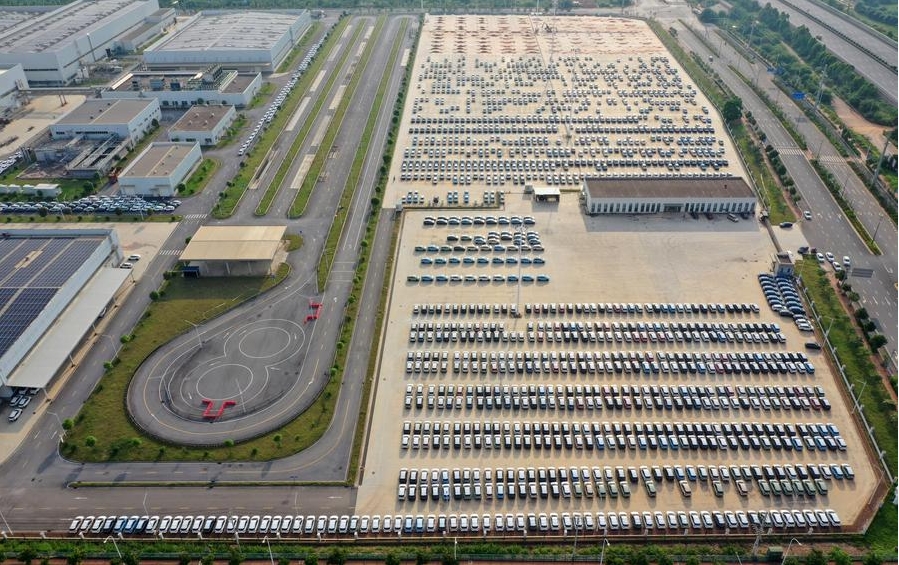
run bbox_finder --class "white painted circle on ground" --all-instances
[195,364,254,401]
[238,326,293,359]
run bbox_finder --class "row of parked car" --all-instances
[407,273,550,284]
[0,195,180,216]
[6,387,40,423]
[68,506,842,538]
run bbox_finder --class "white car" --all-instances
[842,256,851,267]
[825,252,835,263]
[803,211,812,220]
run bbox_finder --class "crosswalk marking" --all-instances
[775,147,802,155]
[159,249,183,256]
[184,214,207,220]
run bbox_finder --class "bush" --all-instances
[305,555,319,565]
[327,548,346,565]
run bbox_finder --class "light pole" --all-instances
[47,411,65,442]
[104,536,122,560]
[783,538,802,565]
[98,333,121,359]
[598,536,610,565]
[850,380,867,415]
[262,536,275,565]
[185,320,203,349]
[872,214,885,242]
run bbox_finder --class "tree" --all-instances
[201,554,215,565]
[441,554,459,565]
[179,553,191,565]
[416,552,428,565]
[385,554,401,565]
[863,554,882,565]
[699,8,717,22]
[62,418,74,430]
[805,549,827,565]
[829,549,852,565]
[18,548,37,565]
[85,436,97,447]
[722,98,743,122]
[67,549,85,565]
[869,334,887,349]
[856,307,869,320]
[228,548,244,565]
[305,555,319,565]
[327,549,347,565]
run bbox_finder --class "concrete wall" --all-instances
[0,65,27,110]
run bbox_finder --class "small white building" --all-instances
[582,176,757,215]
[118,141,201,197]
[50,98,161,148]
[0,65,28,111]
[168,104,236,146]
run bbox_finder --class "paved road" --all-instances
[676,23,897,356]
[0,14,415,531]
[766,0,897,104]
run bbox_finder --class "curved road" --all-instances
[0,14,417,533]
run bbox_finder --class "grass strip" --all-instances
[254,19,360,217]
[212,19,348,219]
[179,158,218,197]
[316,16,390,289]
[276,22,321,73]
[286,22,369,219]
[796,259,897,476]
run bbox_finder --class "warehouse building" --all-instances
[581,176,757,215]
[102,67,261,108]
[0,0,162,86]
[142,10,311,73]
[117,142,201,197]
[180,225,286,277]
[0,65,27,111]
[49,98,161,148]
[168,104,236,146]
[0,229,130,390]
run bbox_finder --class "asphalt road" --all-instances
[766,0,897,104]
[680,24,898,358]
[0,14,416,531]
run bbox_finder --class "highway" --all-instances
[767,0,897,104]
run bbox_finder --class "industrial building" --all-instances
[102,67,261,108]
[0,65,27,111]
[49,98,161,148]
[142,10,311,73]
[581,176,757,215]
[117,142,201,197]
[0,229,130,389]
[0,0,164,86]
[180,225,286,277]
[168,104,236,146]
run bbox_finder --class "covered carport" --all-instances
[179,225,286,277]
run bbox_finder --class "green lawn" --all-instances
[179,158,218,197]
[796,260,897,477]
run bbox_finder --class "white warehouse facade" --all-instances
[142,10,311,73]
[0,65,28,110]
[582,176,757,215]
[50,98,161,148]
[168,105,236,146]
[118,142,202,197]
[0,0,161,86]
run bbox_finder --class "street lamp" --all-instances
[782,538,802,565]
[598,537,610,565]
[184,320,203,349]
[98,333,121,359]
[262,536,275,565]
[47,410,65,442]
[103,536,122,560]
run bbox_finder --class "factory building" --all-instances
[168,105,236,146]
[0,0,162,86]
[142,10,311,73]
[0,229,129,390]
[102,67,261,108]
[49,98,161,148]
[581,176,757,215]
[117,142,201,197]
[0,65,28,111]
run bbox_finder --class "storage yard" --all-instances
[356,14,880,537]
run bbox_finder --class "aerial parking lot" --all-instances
[356,14,880,537]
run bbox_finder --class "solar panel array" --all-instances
[0,235,104,358]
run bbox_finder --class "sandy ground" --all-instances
[831,97,895,156]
